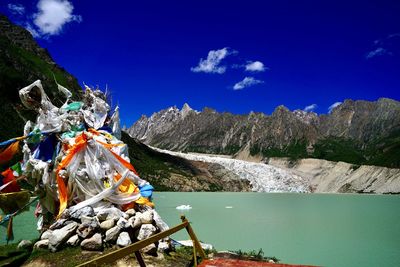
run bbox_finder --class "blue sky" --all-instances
[2,1,400,127]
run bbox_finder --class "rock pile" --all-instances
[34,205,171,255]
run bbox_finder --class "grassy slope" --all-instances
[0,36,82,142]
[121,131,199,191]
[251,135,400,168]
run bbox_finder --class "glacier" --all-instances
[154,148,311,193]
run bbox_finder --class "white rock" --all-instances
[116,217,130,229]
[105,225,121,243]
[41,230,53,240]
[100,219,115,231]
[49,219,67,230]
[66,234,80,246]
[138,210,154,224]
[33,239,49,250]
[81,233,102,251]
[136,224,157,240]
[96,207,125,222]
[130,216,142,229]
[48,221,79,252]
[77,223,96,239]
[116,232,132,247]
[70,206,95,220]
[81,215,100,228]
[125,209,136,217]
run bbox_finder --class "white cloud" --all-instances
[233,77,263,90]
[25,23,41,38]
[304,104,317,112]
[366,47,392,59]
[191,48,234,74]
[328,102,342,113]
[33,0,82,36]
[245,61,266,72]
[8,3,25,15]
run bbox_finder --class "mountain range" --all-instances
[128,100,400,168]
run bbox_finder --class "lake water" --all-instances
[1,193,399,266]
[154,192,400,267]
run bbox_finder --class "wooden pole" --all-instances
[134,251,146,267]
[193,241,198,267]
[181,215,207,259]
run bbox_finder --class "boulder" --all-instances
[17,240,32,250]
[81,233,102,251]
[125,209,136,217]
[33,239,49,250]
[49,219,67,230]
[77,223,96,239]
[116,217,130,229]
[70,206,95,221]
[96,207,125,222]
[100,219,115,231]
[116,232,132,247]
[128,216,141,229]
[105,225,121,243]
[138,210,153,224]
[81,215,100,229]
[66,234,80,246]
[40,230,53,240]
[48,221,79,252]
[136,224,157,240]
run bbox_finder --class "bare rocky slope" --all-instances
[267,158,400,194]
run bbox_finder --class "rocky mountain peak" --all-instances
[293,109,319,125]
[181,103,194,118]
[274,105,290,113]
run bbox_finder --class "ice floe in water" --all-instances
[176,205,192,210]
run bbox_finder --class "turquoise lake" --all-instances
[153,192,400,267]
[1,192,399,266]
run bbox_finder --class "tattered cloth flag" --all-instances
[0,141,20,165]
[0,162,23,193]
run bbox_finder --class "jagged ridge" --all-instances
[128,100,400,168]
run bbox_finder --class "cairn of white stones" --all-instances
[33,205,171,255]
